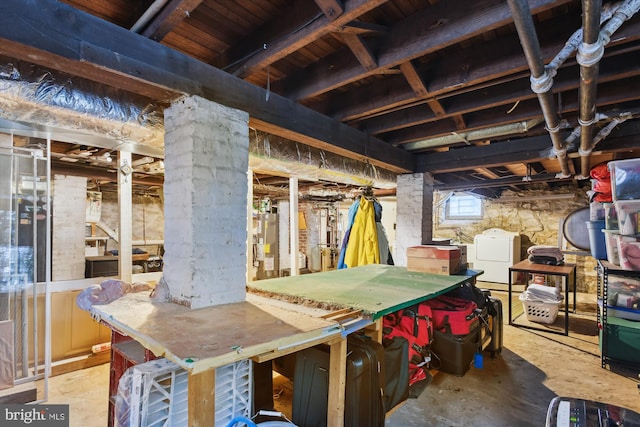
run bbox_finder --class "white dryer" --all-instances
[473,228,521,283]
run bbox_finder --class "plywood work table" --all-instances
[92,265,481,426]
[91,292,342,426]
[91,292,342,374]
[249,264,482,320]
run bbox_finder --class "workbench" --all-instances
[92,264,481,426]
[249,264,482,321]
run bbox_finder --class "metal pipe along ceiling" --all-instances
[576,0,640,178]
[576,0,603,179]
[507,0,572,179]
[130,0,169,33]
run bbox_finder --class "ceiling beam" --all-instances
[339,21,388,36]
[0,0,413,173]
[452,115,467,131]
[317,15,640,123]
[226,0,389,78]
[360,48,640,137]
[272,0,574,101]
[387,98,544,147]
[399,61,446,117]
[416,119,640,174]
[474,168,500,179]
[528,162,547,175]
[339,33,377,71]
[52,161,165,186]
[434,172,567,191]
[141,0,204,41]
[386,75,640,147]
[313,0,344,19]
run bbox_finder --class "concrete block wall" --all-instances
[163,96,249,309]
[395,173,434,267]
[52,175,87,281]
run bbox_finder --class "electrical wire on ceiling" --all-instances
[222,12,324,73]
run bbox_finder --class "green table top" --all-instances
[248,264,481,319]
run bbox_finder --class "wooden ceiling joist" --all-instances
[417,120,640,174]
[319,16,640,125]
[313,0,345,19]
[339,33,377,71]
[141,0,204,41]
[272,0,573,102]
[399,61,446,117]
[227,0,389,79]
[0,0,413,174]
[344,36,640,139]
[339,20,388,36]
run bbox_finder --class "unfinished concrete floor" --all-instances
[41,288,640,427]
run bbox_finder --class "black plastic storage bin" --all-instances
[431,326,480,376]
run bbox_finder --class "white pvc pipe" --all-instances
[130,0,169,33]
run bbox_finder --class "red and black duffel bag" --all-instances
[422,295,479,335]
[382,304,433,385]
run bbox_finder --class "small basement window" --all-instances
[444,192,483,220]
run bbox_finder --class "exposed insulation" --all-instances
[0,56,164,148]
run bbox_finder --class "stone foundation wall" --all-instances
[434,186,597,293]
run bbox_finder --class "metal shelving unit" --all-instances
[597,260,640,371]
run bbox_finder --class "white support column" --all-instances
[289,177,299,276]
[163,95,249,309]
[118,150,133,283]
[395,172,435,267]
[51,174,86,281]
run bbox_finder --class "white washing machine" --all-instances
[473,228,521,283]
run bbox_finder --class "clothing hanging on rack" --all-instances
[338,187,394,269]
[343,197,380,268]
[337,198,360,269]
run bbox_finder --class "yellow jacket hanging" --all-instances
[343,198,380,267]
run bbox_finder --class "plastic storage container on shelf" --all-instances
[615,199,640,236]
[608,158,640,201]
[616,234,640,271]
[600,316,640,365]
[606,273,640,307]
[602,230,620,265]
[603,202,619,230]
[598,299,640,322]
[590,201,605,221]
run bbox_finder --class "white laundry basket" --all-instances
[519,293,561,324]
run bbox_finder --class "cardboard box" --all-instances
[407,245,461,275]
